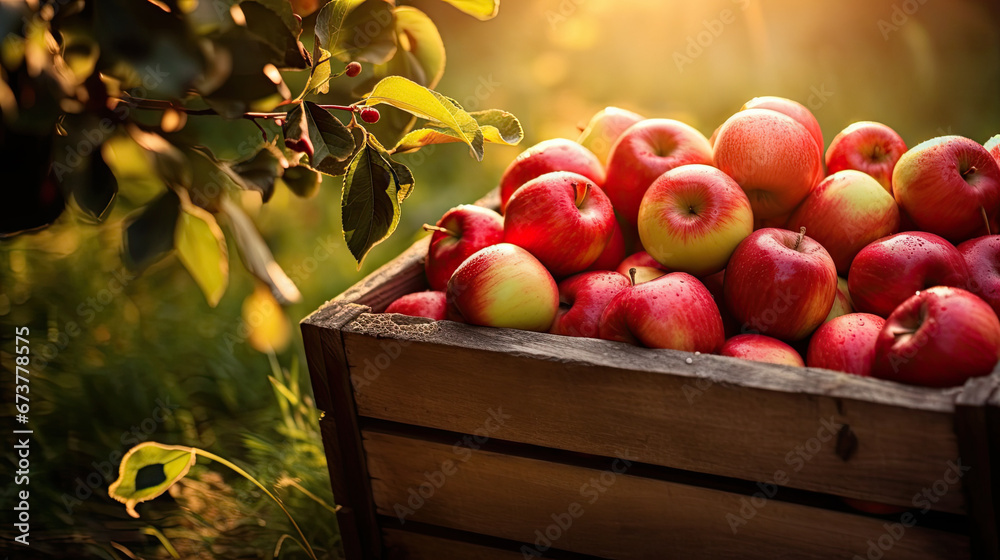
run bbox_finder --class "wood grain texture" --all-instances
[301,302,381,560]
[383,529,532,560]
[365,431,967,560]
[343,314,965,514]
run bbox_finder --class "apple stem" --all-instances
[574,182,590,209]
[982,206,992,236]
[962,165,978,179]
[422,224,457,237]
[794,226,806,251]
[628,267,638,286]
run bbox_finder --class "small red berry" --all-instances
[360,107,380,124]
[345,61,362,77]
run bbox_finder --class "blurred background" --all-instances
[2,0,998,557]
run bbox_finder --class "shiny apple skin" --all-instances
[847,232,969,318]
[585,217,627,271]
[499,139,605,213]
[425,205,504,291]
[550,271,631,338]
[892,135,1000,243]
[720,334,804,367]
[807,313,885,376]
[616,251,669,284]
[958,235,1000,317]
[723,228,837,341]
[604,119,714,226]
[785,169,901,275]
[598,272,724,353]
[446,243,559,332]
[872,287,1000,387]
[713,109,824,220]
[742,96,824,157]
[385,291,448,321]
[638,164,753,277]
[825,121,907,194]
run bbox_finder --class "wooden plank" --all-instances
[301,301,381,560]
[954,374,1000,560]
[343,315,965,514]
[383,529,538,560]
[364,430,967,560]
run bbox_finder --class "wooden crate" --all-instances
[301,191,1000,560]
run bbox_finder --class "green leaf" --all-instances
[281,165,322,198]
[231,145,287,203]
[364,76,483,160]
[367,137,414,203]
[108,442,197,519]
[374,6,445,89]
[438,0,499,20]
[282,101,356,172]
[341,138,406,266]
[311,125,367,177]
[220,197,302,304]
[239,0,311,69]
[310,0,356,94]
[336,0,397,64]
[392,108,522,154]
[123,189,181,270]
[175,197,229,307]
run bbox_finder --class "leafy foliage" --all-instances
[1,0,519,302]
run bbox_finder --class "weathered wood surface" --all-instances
[301,302,382,559]
[365,430,968,560]
[343,313,964,514]
[383,529,533,560]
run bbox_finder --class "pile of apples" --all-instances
[384,96,1000,389]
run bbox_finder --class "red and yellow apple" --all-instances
[385,291,448,321]
[599,272,723,352]
[742,96,824,157]
[847,232,969,318]
[550,271,631,338]
[446,243,559,332]
[576,107,645,165]
[959,235,1000,317]
[499,139,605,213]
[604,119,713,226]
[424,205,504,291]
[504,172,616,277]
[872,287,1000,387]
[825,121,907,194]
[616,251,669,284]
[892,135,1000,243]
[713,108,824,220]
[637,164,753,277]
[720,334,804,367]
[724,227,837,341]
[785,170,900,275]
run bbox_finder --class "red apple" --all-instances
[424,205,504,291]
[825,277,853,323]
[604,119,713,226]
[616,251,668,284]
[872,287,1000,387]
[742,96,824,157]
[550,271,630,338]
[702,269,740,338]
[724,228,837,341]
[446,243,559,332]
[959,235,1000,317]
[599,272,723,352]
[637,164,753,277]
[720,334,804,367]
[499,139,604,213]
[806,313,885,376]
[385,291,448,321]
[825,121,907,194]
[576,107,645,165]
[892,135,1000,243]
[713,108,824,220]
[504,172,616,277]
[785,170,901,275]
[503,171,616,278]
[847,232,969,318]
[585,217,626,271]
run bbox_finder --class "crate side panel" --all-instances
[343,319,963,514]
[365,431,967,560]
